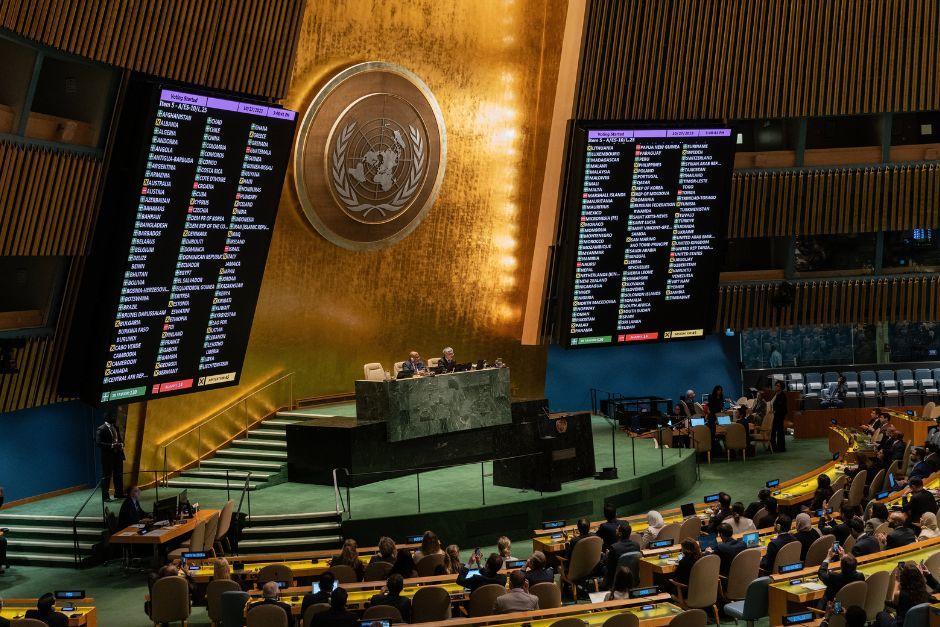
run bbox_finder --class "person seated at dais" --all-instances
[401,351,426,376]
[437,347,458,373]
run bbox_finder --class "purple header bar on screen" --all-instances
[587,128,731,140]
[160,89,296,121]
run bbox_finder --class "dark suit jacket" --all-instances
[24,610,69,627]
[118,498,147,528]
[95,422,125,460]
[368,592,412,622]
[596,520,625,549]
[436,357,457,373]
[524,567,555,586]
[818,519,851,544]
[457,567,507,592]
[606,539,642,583]
[308,608,358,627]
[0,614,9,627]
[795,528,821,560]
[760,532,797,572]
[817,561,865,601]
[850,534,881,557]
[909,461,933,481]
[886,526,918,549]
[905,489,939,524]
[300,591,332,620]
[248,599,294,627]
[707,508,732,534]
[401,360,426,374]
[714,539,747,577]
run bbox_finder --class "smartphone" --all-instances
[832,541,840,553]
[473,547,482,556]
[834,601,842,614]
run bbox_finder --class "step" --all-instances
[264,419,306,427]
[180,469,274,481]
[0,525,103,537]
[9,538,96,551]
[237,535,344,550]
[248,511,340,523]
[0,514,103,525]
[201,459,283,471]
[232,438,287,449]
[215,448,287,460]
[250,428,287,439]
[243,522,341,535]
[7,551,78,565]
[165,479,259,491]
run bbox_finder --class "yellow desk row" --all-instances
[259,582,467,615]
[873,471,940,509]
[638,532,774,585]
[768,536,940,625]
[885,410,934,447]
[0,599,97,627]
[187,555,369,584]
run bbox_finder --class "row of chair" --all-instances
[776,369,940,407]
[363,358,445,381]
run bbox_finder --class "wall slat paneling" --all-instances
[717,276,940,330]
[0,0,305,99]
[576,0,940,118]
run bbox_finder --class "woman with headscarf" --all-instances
[794,512,820,560]
[918,512,940,540]
[641,511,666,548]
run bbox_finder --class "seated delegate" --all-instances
[400,351,427,376]
[437,347,458,373]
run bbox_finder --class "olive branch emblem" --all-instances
[331,121,425,219]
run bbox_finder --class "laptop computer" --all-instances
[396,369,414,379]
[680,503,696,518]
[717,415,732,426]
[690,417,706,427]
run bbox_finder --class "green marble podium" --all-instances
[355,367,512,441]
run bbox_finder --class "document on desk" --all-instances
[147,528,172,537]
[802,581,827,591]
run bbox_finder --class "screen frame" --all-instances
[551,119,734,349]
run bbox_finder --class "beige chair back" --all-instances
[923,402,936,419]
[724,423,748,457]
[886,459,901,480]
[678,516,702,542]
[874,521,891,536]
[12,620,48,627]
[530,582,562,609]
[393,361,405,375]
[411,585,451,622]
[362,604,404,622]
[187,520,206,553]
[685,554,720,609]
[845,469,867,508]
[203,512,220,552]
[246,603,289,627]
[415,552,445,577]
[257,563,293,585]
[207,579,241,623]
[427,357,441,369]
[828,488,844,513]
[363,560,393,581]
[657,428,675,449]
[864,569,890,620]
[772,541,802,573]
[692,425,712,455]
[656,522,682,545]
[804,534,835,567]
[752,508,769,528]
[725,547,761,600]
[925,551,940,577]
[567,535,603,581]
[549,619,589,627]
[363,362,385,380]
[869,468,886,496]
[835,580,868,610]
[327,564,359,583]
[842,534,857,553]
[468,583,506,617]
[150,575,191,624]
[693,402,705,416]
[832,475,848,492]
[302,603,330,625]
[668,608,707,627]
[603,613,640,627]
[901,441,914,474]
[216,500,235,542]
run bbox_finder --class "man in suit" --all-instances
[566,518,593,562]
[820,376,848,409]
[706,492,733,534]
[300,571,335,619]
[606,523,641,586]
[436,347,458,373]
[850,520,884,557]
[820,512,862,546]
[367,573,412,622]
[309,587,357,627]
[24,593,68,627]
[248,582,294,627]
[886,511,918,549]
[904,476,938,526]
[118,486,150,529]
[96,414,125,502]
[760,514,796,573]
[710,523,746,577]
[596,503,626,550]
[522,551,555,586]
[400,351,426,376]
[907,448,933,482]
[457,554,506,592]
[817,549,864,603]
[494,571,540,613]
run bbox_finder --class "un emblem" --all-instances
[294,62,446,250]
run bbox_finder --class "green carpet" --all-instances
[0,433,827,626]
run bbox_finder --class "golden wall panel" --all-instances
[133,0,568,472]
[576,0,940,120]
[717,276,940,330]
[0,0,304,99]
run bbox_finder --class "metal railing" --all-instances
[161,372,295,484]
[332,467,349,518]
[71,477,106,567]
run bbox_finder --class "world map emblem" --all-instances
[294,62,447,250]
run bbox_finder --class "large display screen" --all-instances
[557,123,734,348]
[63,82,296,404]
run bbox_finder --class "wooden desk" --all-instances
[885,410,934,446]
[260,580,468,614]
[796,407,925,440]
[415,595,681,627]
[771,461,845,509]
[828,426,874,464]
[1,598,97,627]
[767,536,940,625]
[110,509,218,565]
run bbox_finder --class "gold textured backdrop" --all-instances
[131,0,568,473]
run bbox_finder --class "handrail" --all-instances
[332,467,349,517]
[72,477,106,567]
[161,372,294,483]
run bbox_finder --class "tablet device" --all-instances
[464,568,481,579]
[816,507,832,517]
[876,490,890,500]
[889,473,897,489]
[698,536,718,551]
[742,532,760,548]
[779,562,804,574]
[312,579,338,594]
[505,560,526,569]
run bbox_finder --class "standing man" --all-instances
[771,380,788,452]
[96,412,125,502]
